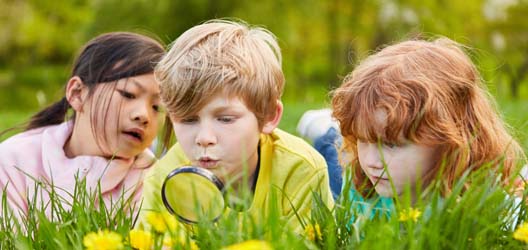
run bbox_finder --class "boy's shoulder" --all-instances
[262,128,327,171]
[147,143,190,179]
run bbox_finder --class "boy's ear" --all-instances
[261,100,283,134]
[65,76,88,112]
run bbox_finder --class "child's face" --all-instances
[356,110,438,198]
[78,73,160,159]
[170,94,261,185]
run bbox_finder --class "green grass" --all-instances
[2,166,528,249]
[0,111,31,141]
[280,99,332,136]
[2,92,528,249]
[498,98,528,154]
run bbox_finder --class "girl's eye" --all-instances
[218,116,235,123]
[384,142,398,149]
[118,90,135,99]
[152,105,160,112]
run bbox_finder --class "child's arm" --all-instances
[135,143,189,230]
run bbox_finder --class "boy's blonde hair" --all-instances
[156,19,284,127]
[332,38,525,196]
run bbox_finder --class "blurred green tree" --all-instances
[0,0,93,110]
[488,1,528,98]
[1,0,528,112]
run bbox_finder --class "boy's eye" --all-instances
[152,105,160,112]
[180,117,198,124]
[118,90,135,99]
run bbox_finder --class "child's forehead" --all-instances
[207,94,246,107]
[362,109,387,134]
[354,109,404,141]
[372,109,387,128]
[194,93,252,114]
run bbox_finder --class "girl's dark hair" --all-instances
[25,32,165,130]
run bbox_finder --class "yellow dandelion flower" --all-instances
[190,241,199,250]
[221,240,273,250]
[128,229,153,250]
[163,237,173,248]
[83,230,124,250]
[179,238,199,250]
[163,235,200,250]
[399,207,422,222]
[514,222,528,243]
[146,211,178,233]
[304,223,323,241]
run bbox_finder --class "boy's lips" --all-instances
[197,157,219,169]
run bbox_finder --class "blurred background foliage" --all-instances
[0,0,527,144]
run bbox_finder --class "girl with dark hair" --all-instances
[0,32,165,220]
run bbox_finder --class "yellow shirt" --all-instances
[137,128,334,231]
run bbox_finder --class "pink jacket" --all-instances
[0,121,155,220]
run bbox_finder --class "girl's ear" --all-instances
[65,76,88,112]
[262,100,283,134]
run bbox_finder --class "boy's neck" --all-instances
[227,145,261,209]
[231,147,260,193]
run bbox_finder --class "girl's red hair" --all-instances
[332,38,525,197]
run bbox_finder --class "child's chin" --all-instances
[111,148,143,160]
[374,187,394,198]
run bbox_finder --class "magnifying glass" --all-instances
[161,166,226,224]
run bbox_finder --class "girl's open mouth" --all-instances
[123,129,144,142]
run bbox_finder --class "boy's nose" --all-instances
[195,125,217,147]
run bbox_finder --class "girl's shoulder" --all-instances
[0,128,46,173]
[0,123,68,163]
[0,127,47,154]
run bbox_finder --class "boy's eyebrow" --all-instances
[211,105,239,114]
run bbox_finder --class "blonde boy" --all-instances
[138,20,334,231]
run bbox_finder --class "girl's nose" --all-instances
[131,104,150,125]
[363,144,384,169]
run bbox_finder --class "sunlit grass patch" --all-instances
[1,166,528,249]
[0,111,31,142]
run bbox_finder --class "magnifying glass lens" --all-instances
[162,167,225,224]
